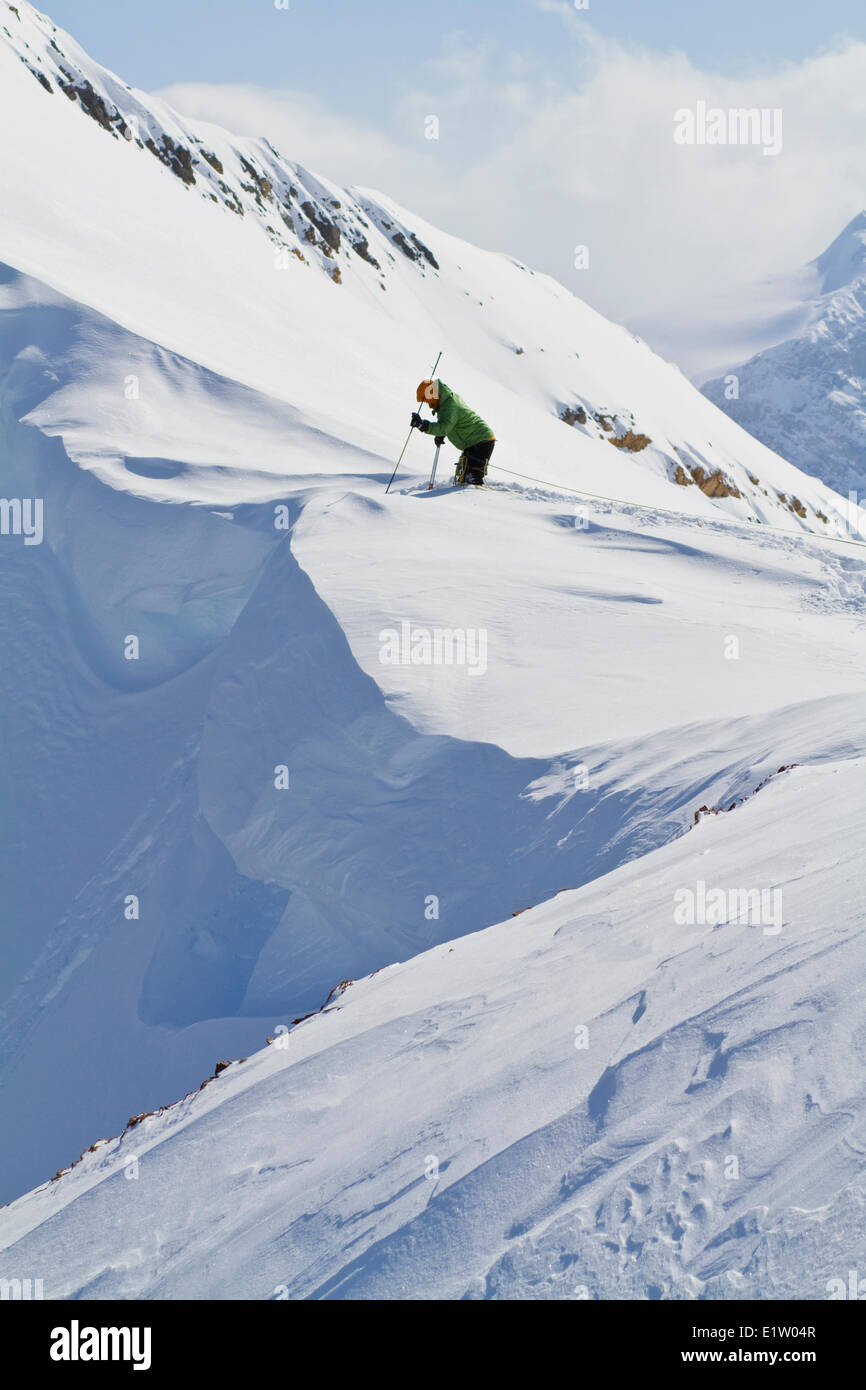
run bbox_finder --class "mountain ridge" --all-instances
[1,0,862,538]
[703,211,866,499]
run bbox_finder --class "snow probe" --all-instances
[385,351,442,493]
[427,443,441,490]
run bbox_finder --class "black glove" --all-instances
[410,412,423,429]
[434,435,445,447]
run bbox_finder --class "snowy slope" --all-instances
[1,735,866,1300]
[2,0,866,1299]
[1,448,865,1273]
[703,213,866,500]
[0,0,860,536]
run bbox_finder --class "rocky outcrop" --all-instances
[609,430,651,452]
[689,465,742,499]
[144,133,196,186]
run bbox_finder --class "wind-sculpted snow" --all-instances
[2,752,865,1300]
[2,0,866,1299]
[2,327,865,1214]
[2,256,866,1218]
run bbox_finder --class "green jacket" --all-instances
[422,380,494,450]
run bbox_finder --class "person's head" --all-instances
[416,379,440,408]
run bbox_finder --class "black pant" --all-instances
[460,438,495,485]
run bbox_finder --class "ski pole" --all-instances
[385,350,442,493]
[384,424,415,495]
[427,444,441,490]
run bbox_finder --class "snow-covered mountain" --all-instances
[703,212,866,500]
[1,0,866,1299]
[3,719,866,1300]
[0,0,858,535]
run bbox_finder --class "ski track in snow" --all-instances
[2,759,866,1300]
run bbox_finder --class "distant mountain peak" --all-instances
[703,209,866,495]
[813,209,866,295]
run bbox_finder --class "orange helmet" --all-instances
[416,379,439,405]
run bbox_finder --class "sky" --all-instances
[40,0,866,376]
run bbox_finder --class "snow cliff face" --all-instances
[2,717,866,1301]
[1,1,866,1301]
[703,212,866,501]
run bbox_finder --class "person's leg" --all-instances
[466,439,494,486]
[480,439,494,480]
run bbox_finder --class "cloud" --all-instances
[155,82,411,188]
[155,21,866,376]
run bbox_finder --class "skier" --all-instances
[411,379,495,487]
